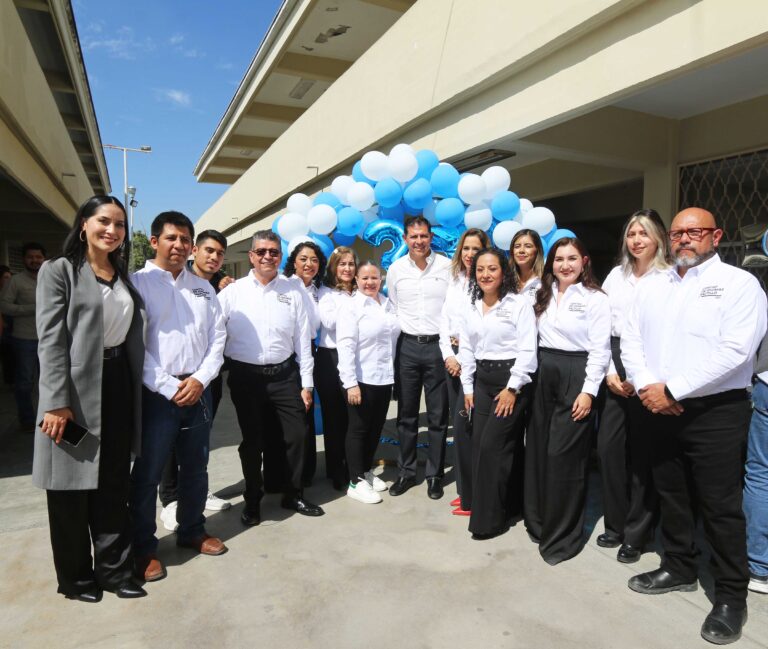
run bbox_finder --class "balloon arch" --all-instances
[273,144,575,270]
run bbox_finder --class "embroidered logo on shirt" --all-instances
[700,286,724,299]
[277,293,292,305]
[568,302,586,313]
[191,288,211,301]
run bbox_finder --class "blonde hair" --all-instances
[618,210,672,276]
[450,228,491,279]
[324,246,358,293]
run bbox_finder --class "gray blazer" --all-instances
[32,257,145,490]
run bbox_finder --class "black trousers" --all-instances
[395,335,449,479]
[524,348,594,565]
[596,337,658,545]
[315,346,348,485]
[649,390,751,608]
[345,383,392,482]
[469,360,529,536]
[159,373,223,506]
[46,354,133,595]
[227,358,307,507]
[446,344,471,508]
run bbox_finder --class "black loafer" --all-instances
[281,496,325,517]
[617,544,642,564]
[241,507,261,527]
[596,533,621,548]
[389,476,416,497]
[113,582,147,599]
[65,588,102,603]
[427,477,444,500]
[701,604,747,645]
[628,568,697,595]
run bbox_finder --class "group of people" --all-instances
[9,191,768,645]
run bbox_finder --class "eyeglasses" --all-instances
[250,248,280,258]
[668,228,717,242]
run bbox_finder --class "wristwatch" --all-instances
[507,387,520,396]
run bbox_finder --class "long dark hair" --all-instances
[467,247,517,305]
[509,228,545,289]
[284,241,327,289]
[533,237,602,317]
[60,195,131,283]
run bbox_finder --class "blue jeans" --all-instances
[11,337,38,425]
[744,380,768,577]
[130,387,212,557]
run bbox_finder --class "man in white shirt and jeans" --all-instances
[386,216,451,499]
[130,212,227,583]
[621,207,767,645]
[218,230,324,524]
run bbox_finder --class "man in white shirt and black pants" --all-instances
[130,212,227,584]
[387,216,451,499]
[622,207,767,645]
[218,230,324,524]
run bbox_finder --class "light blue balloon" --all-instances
[279,240,289,270]
[332,231,356,247]
[491,191,521,222]
[379,203,405,223]
[311,234,334,259]
[432,226,462,258]
[435,197,465,228]
[337,206,364,236]
[546,228,576,246]
[363,220,407,270]
[314,192,342,210]
[403,177,433,211]
[430,165,460,199]
[374,178,403,208]
[352,161,375,186]
[415,149,440,180]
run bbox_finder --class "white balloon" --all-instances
[481,166,511,198]
[390,143,415,157]
[347,182,375,211]
[492,220,523,249]
[360,151,389,182]
[388,150,419,183]
[277,212,310,241]
[306,204,337,235]
[519,198,534,214]
[288,235,314,254]
[362,206,378,224]
[522,206,556,236]
[458,174,487,205]
[330,175,355,205]
[423,199,438,225]
[287,193,312,216]
[464,203,493,231]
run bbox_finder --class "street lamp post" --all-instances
[103,144,152,238]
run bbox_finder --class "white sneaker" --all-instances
[347,480,382,504]
[160,501,179,532]
[205,491,232,511]
[365,471,388,492]
[748,574,768,594]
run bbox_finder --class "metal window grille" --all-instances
[678,148,768,289]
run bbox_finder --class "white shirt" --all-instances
[537,281,611,396]
[439,273,472,360]
[317,286,352,349]
[132,262,225,400]
[100,276,133,348]
[218,272,314,388]
[337,291,401,389]
[289,276,321,335]
[386,250,451,335]
[621,254,767,400]
[458,293,538,395]
[520,276,542,307]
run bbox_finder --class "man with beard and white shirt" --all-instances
[621,207,767,645]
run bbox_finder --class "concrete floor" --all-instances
[1,379,767,649]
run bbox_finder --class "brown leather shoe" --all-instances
[176,534,228,556]
[135,554,166,582]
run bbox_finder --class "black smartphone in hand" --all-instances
[38,419,89,447]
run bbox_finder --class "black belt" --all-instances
[402,333,439,344]
[680,388,748,406]
[477,358,516,369]
[229,355,295,376]
[539,347,588,358]
[103,345,123,360]
[173,373,192,381]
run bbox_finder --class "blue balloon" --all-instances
[432,226,462,258]
[363,220,407,270]
[271,215,282,235]
[279,240,289,270]
[415,149,440,180]
[311,234,334,259]
[352,161,375,186]
[546,228,576,246]
[314,192,342,210]
[332,231,356,247]
[336,206,364,236]
[491,191,521,221]
[379,203,405,223]
[403,178,433,211]
[430,164,460,198]
[435,197,465,228]
[374,178,403,208]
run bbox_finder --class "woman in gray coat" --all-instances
[35,195,146,602]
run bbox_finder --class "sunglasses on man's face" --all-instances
[250,248,280,258]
